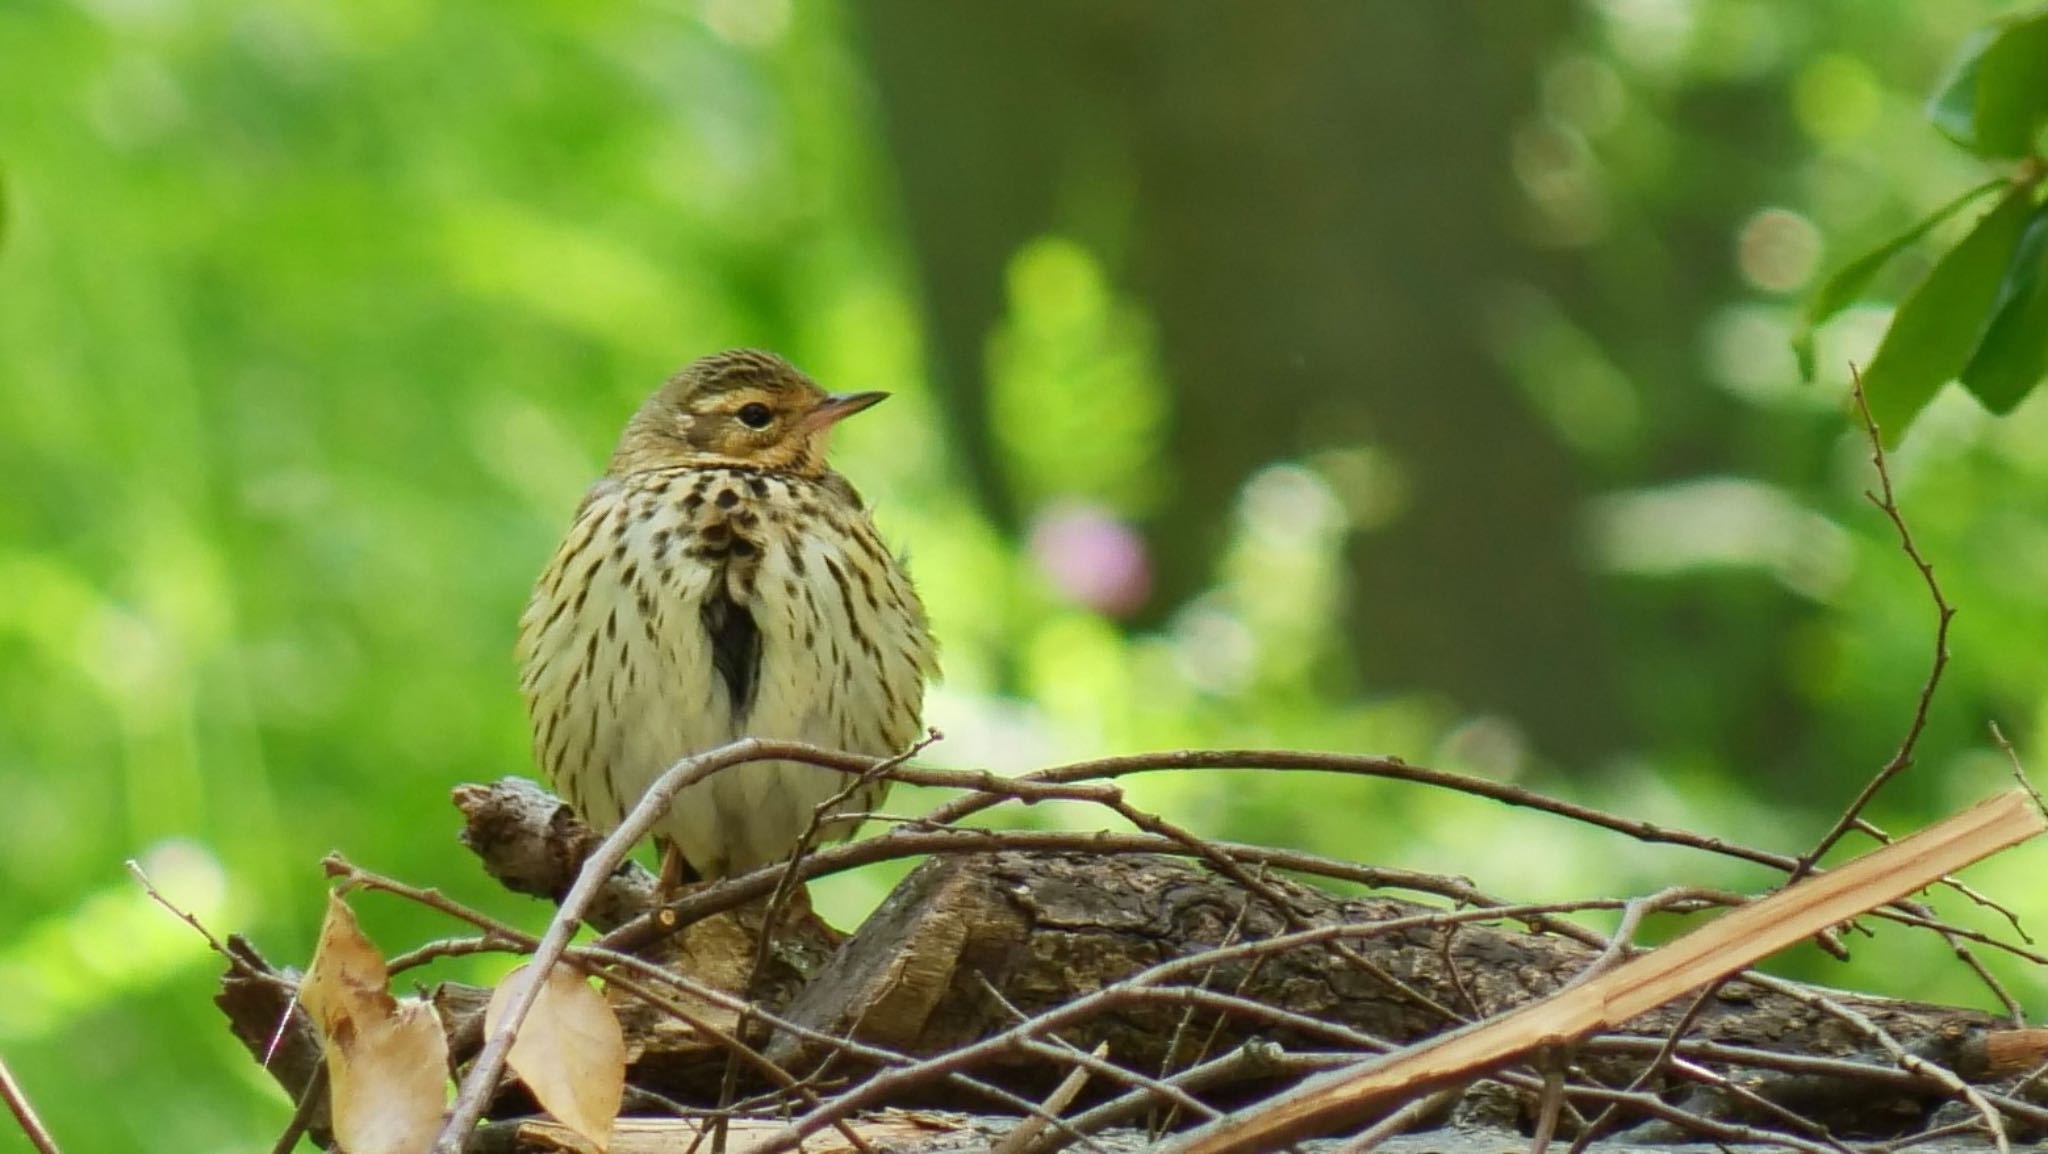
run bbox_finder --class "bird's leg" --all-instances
[654,836,687,926]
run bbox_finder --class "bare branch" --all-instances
[0,1050,62,1154]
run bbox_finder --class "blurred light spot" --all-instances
[882,504,1011,693]
[243,629,356,723]
[1703,304,1831,408]
[1542,54,1626,137]
[1312,447,1410,532]
[74,0,184,30]
[0,839,229,1040]
[1803,302,1893,390]
[1736,208,1821,293]
[1028,501,1151,618]
[1485,286,1640,456]
[81,606,170,700]
[240,467,334,522]
[1588,477,1852,599]
[923,688,1061,775]
[1021,613,1130,744]
[86,55,186,148]
[1877,380,1990,464]
[1437,715,1530,781]
[0,555,99,674]
[1240,465,1343,551]
[231,7,332,85]
[1799,152,1889,237]
[1512,121,1608,246]
[1595,0,1696,75]
[700,0,790,47]
[1794,55,1881,142]
[439,202,728,356]
[1689,0,1782,80]
[988,236,1170,513]
[135,839,227,930]
[1171,599,1257,697]
[1208,464,1353,690]
[468,395,603,518]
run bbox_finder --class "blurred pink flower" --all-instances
[1028,502,1151,617]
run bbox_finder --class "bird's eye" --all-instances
[736,402,774,429]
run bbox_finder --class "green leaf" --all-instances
[1793,178,2004,380]
[1975,13,2048,158]
[1927,4,2048,159]
[1960,203,2048,412]
[1859,185,2034,442]
[1928,24,2003,150]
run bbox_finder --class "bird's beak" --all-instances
[801,390,889,433]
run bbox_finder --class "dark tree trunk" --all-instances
[853,3,1626,759]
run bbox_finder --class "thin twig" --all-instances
[1794,370,1954,875]
[1744,972,2031,1146]
[1332,1085,1460,1154]
[1153,877,1262,1137]
[1992,721,2046,817]
[993,1041,1110,1154]
[1663,1056,1857,1153]
[267,1067,326,1154]
[1528,1053,1567,1154]
[126,859,263,979]
[1776,373,2032,1025]
[1880,1118,2006,1152]
[719,731,942,1122]
[0,1050,62,1154]
[974,974,1221,1123]
[131,857,316,1093]
[617,746,2034,958]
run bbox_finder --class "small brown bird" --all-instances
[517,350,936,881]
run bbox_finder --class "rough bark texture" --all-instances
[767,851,2015,1113]
[213,935,331,1145]
[798,850,1856,1054]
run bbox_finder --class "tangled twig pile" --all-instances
[214,747,2048,1154]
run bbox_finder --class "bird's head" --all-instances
[608,350,887,478]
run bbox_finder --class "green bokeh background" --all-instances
[5,2,2048,1148]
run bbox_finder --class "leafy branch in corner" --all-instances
[1796,6,2048,440]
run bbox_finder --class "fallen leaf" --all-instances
[301,891,395,1032]
[328,1001,452,1154]
[486,962,625,1152]
[301,891,451,1154]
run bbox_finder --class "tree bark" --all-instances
[854,1,1621,758]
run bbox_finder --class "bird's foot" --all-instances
[654,839,690,928]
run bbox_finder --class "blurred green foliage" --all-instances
[2,2,2048,1149]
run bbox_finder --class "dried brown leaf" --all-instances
[301,891,396,1032]
[302,891,451,1154]
[486,962,625,1152]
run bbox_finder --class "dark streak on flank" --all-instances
[821,554,862,640]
